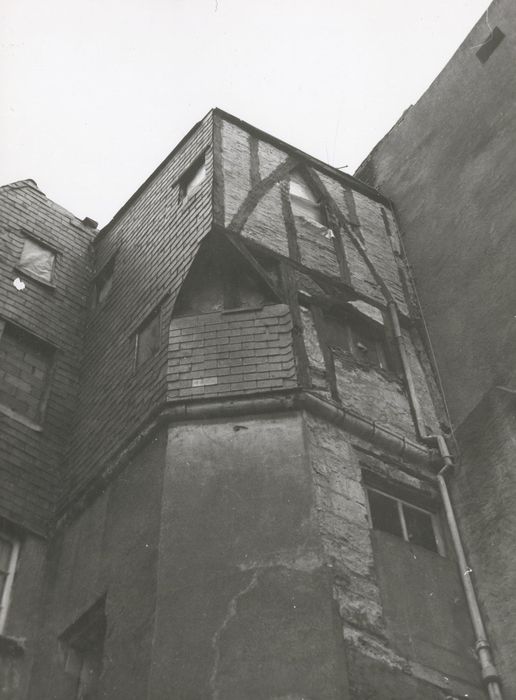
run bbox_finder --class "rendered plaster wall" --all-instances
[26,430,167,700]
[453,388,516,696]
[355,0,516,427]
[148,414,350,700]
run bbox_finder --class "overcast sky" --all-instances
[1,0,489,227]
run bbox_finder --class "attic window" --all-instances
[476,26,505,63]
[180,156,206,201]
[289,173,325,225]
[17,237,56,285]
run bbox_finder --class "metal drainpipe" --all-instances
[388,301,503,700]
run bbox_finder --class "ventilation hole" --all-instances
[476,26,505,63]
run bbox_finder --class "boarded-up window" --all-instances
[289,172,324,225]
[0,534,19,632]
[325,311,390,371]
[18,238,56,284]
[136,311,161,366]
[180,156,206,201]
[0,323,54,423]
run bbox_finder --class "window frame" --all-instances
[289,172,326,227]
[134,307,162,369]
[179,154,207,203]
[366,486,445,556]
[15,233,58,288]
[0,533,20,634]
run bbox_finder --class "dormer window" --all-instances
[289,172,325,225]
[180,156,206,202]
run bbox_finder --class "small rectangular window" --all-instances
[180,156,206,202]
[366,487,441,554]
[93,258,115,307]
[18,237,56,284]
[136,310,161,366]
[0,533,20,633]
[289,172,325,225]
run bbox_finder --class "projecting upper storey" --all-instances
[58,109,443,512]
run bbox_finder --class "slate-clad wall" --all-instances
[0,180,93,531]
[63,113,214,509]
[168,304,297,401]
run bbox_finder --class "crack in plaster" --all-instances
[209,570,259,700]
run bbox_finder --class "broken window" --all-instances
[18,237,56,284]
[0,322,54,423]
[0,532,20,633]
[289,172,325,225]
[324,311,390,371]
[179,156,206,201]
[366,487,442,554]
[61,598,106,700]
[136,310,161,366]
[93,258,115,307]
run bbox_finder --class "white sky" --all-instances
[1,0,488,227]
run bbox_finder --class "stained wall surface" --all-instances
[356,0,516,427]
[354,1,516,693]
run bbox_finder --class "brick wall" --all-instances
[0,180,94,531]
[0,322,53,423]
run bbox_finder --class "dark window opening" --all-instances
[174,245,277,317]
[0,322,54,423]
[93,258,115,307]
[289,172,325,226]
[61,598,106,700]
[136,311,161,366]
[17,237,56,284]
[179,156,206,202]
[324,311,391,371]
[367,487,440,554]
[476,26,505,63]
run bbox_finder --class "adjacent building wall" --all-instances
[0,180,94,532]
[355,1,516,693]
